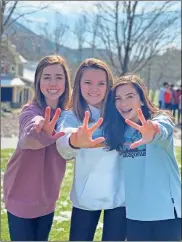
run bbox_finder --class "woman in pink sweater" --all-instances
[3,55,71,241]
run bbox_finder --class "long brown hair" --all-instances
[113,74,173,119]
[69,58,114,122]
[103,74,173,152]
[33,55,71,110]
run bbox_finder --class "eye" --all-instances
[85,81,91,84]
[99,82,106,86]
[127,95,134,99]
[44,77,50,80]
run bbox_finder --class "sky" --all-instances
[9,1,181,50]
[16,1,180,15]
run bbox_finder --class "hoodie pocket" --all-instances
[79,172,117,208]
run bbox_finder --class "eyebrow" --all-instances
[43,73,63,76]
[115,92,136,98]
[125,92,135,96]
[84,80,107,82]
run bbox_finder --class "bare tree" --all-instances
[1,1,52,39]
[146,62,152,91]
[41,12,69,54]
[73,14,87,62]
[93,1,180,75]
[140,48,180,103]
[150,60,169,103]
[83,12,100,57]
[89,14,100,57]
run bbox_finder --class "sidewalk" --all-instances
[1,136,181,149]
[1,137,19,149]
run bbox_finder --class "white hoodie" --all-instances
[56,105,125,210]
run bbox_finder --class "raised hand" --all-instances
[125,108,160,149]
[41,106,65,140]
[34,116,45,134]
[70,111,105,148]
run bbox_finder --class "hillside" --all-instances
[3,20,107,64]
[3,20,181,87]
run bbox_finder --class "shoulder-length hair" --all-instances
[69,58,114,122]
[103,74,173,153]
[33,55,71,110]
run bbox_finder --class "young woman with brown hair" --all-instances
[103,74,181,241]
[56,58,126,241]
[3,55,71,241]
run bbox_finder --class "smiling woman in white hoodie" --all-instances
[56,58,126,241]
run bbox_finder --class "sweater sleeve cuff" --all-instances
[149,120,171,145]
[56,133,78,160]
[150,131,161,144]
[27,128,55,146]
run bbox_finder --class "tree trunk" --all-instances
[151,89,157,104]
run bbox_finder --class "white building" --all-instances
[1,39,34,108]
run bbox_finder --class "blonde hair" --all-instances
[33,55,71,110]
[69,58,114,122]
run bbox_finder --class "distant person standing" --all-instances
[158,82,168,109]
[164,84,172,110]
[176,87,182,125]
[171,84,179,120]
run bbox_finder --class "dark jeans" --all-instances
[7,211,54,241]
[172,104,181,123]
[165,102,172,110]
[159,101,162,109]
[69,206,126,241]
[127,210,181,241]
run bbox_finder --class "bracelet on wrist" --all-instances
[69,137,80,150]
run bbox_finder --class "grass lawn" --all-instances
[0,149,103,241]
[1,146,181,241]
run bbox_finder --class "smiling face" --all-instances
[40,64,65,109]
[115,83,143,123]
[80,68,107,108]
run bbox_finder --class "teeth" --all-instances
[122,109,131,112]
[47,90,59,93]
[88,94,99,97]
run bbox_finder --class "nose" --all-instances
[49,77,57,85]
[90,85,98,92]
[118,100,128,109]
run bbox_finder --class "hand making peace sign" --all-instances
[69,111,105,148]
[125,108,160,149]
[35,106,65,140]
